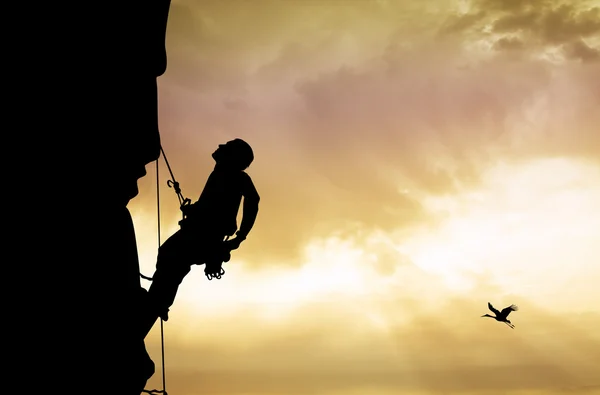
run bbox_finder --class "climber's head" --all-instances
[212,139,254,171]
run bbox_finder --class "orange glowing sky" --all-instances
[128,1,599,394]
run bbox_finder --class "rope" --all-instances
[139,146,187,282]
[161,146,191,210]
[141,151,168,395]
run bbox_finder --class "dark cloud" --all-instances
[563,39,600,62]
[439,1,600,61]
[476,0,554,13]
[536,5,600,45]
[492,11,540,33]
[493,36,526,51]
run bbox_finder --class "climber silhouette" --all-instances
[141,139,260,338]
[12,1,173,394]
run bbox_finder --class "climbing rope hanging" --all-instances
[140,148,176,395]
[161,146,192,211]
[140,146,190,281]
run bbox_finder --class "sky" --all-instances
[129,1,600,394]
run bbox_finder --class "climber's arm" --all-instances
[235,174,260,242]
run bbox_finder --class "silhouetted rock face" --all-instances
[16,2,172,394]
[68,1,170,206]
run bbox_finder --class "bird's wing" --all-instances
[488,302,500,316]
[501,304,518,317]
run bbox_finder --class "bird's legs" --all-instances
[504,322,515,329]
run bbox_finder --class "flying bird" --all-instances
[481,302,518,328]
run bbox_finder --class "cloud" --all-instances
[492,36,526,51]
[161,2,251,93]
[439,11,488,35]
[144,296,600,395]
[290,39,559,194]
[438,1,600,61]
[534,5,600,45]
[476,0,555,13]
[563,39,600,62]
[492,11,540,34]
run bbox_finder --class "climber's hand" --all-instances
[222,250,231,263]
[224,237,243,252]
